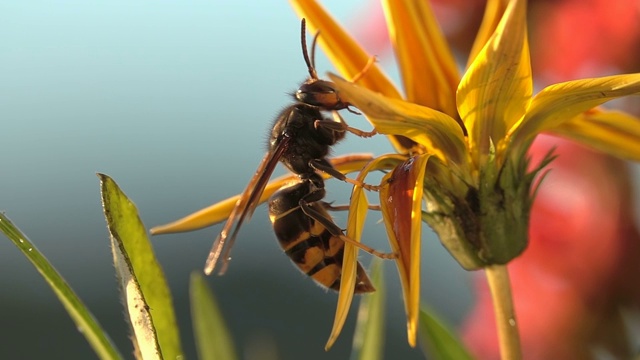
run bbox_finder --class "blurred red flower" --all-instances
[530,0,640,85]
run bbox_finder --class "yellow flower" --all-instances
[153,0,640,352]
[292,0,640,349]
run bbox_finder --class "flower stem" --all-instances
[485,264,521,359]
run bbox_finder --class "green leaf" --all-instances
[350,259,385,360]
[98,173,183,360]
[0,213,123,360]
[418,305,473,360]
[189,272,238,360]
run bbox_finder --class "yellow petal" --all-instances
[457,0,531,164]
[509,74,640,150]
[467,0,510,66]
[150,154,375,235]
[346,154,408,244]
[550,109,640,161]
[382,0,460,118]
[379,154,430,347]
[330,74,468,168]
[289,0,417,154]
[325,189,361,351]
[150,175,293,235]
[326,154,405,350]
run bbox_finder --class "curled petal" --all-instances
[326,154,405,350]
[457,0,532,164]
[508,74,640,151]
[150,154,375,235]
[330,74,467,168]
[380,154,430,347]
[382,0,460,117]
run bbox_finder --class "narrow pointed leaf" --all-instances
[509,74,640,148]
[382,0,459,117]
[0,213,123,360]
[457,0,531,162]
[330,75,467,168]
[190,272,238,360]
[418,305,473,360]
[350,259,385,360]
[550,110,640,161]
[99,174,183,360]
[111,241,161,360]
[151,154,375,235]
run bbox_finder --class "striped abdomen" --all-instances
[268,180,374,293]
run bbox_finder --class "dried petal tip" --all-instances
[380,155,430,347]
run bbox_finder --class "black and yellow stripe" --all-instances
[269,179,374,293]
